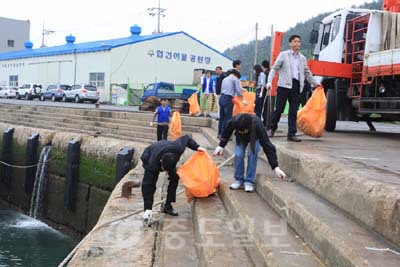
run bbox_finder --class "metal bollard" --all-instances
[115,147,134,185]
[25,133,40,195]
[64,139,80,211]
[0,128,14,188]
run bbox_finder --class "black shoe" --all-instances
[287,135,302,142]
[267,129,276,137]
[163,205,179,216]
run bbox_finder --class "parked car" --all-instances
[40,84,71,102]
[0,86,18,98]
[63,84,99,103]
[17,84,42,100]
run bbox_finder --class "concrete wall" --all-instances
[0,123,144,234]
[0,17,30,53]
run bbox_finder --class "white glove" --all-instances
[274,167,286,180]
[150,122,154,127]
[197,147,206,152]
[242,99,248,106]
[143,209,153,221]
[266,83,272,90]
[213,146,224,156]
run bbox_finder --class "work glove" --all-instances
[150,122,154,127]
[213,146,224,156]
[197,147,207,152]
[242,99,248,106]
[266,83,272,90]
[274,167,287,180]
[143,209,153,221]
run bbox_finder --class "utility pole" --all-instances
[148,0,166,34]
[251,22,259,81]
[41,24,55,48]
[254,22,259,66]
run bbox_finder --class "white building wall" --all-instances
[110,33,232,89]
[0,32,231,103]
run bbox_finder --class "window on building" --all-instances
[7,40,15,48]
[89,72,105,88]
[9,75,18,87]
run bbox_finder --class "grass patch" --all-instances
[49,148,115,191]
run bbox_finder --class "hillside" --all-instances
[224,0,383,78]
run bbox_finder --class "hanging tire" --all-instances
[325,89,337,132]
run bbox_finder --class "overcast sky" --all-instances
[2,0,376,51]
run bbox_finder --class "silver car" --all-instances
[63,84,99,103]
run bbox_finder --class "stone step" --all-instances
[256,174,400,267]
[0,115,157,141]
[192,194,254,266]
[155,192,200,267]
[0,103,211,127]
[4,108,201,133]
[0,117,154,144]
[201,120,400,248]
[218,168,326,267]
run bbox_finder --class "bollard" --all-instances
[0,128,14,188]
[115,147,134,185]
[64,139,80,211]
[25,133,39,195]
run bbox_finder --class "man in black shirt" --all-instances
[141,135,205,219]
[215,66,227,122]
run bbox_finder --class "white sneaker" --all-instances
[230,180,243,190]
[244,182,254,192]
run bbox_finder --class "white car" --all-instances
[17,83,42,100]
[0,86,18,98]
[63,84,99,103]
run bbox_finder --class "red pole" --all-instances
[269,31,284,96]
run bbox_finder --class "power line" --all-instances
[148,0,166,34]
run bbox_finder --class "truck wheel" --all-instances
[325,89,337,132]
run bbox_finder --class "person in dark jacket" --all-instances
[213,113,286,192]
[141,135,205,219]
[215,66,227,120]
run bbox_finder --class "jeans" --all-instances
[234,140,260,185]
[157,124,168,141]
[218,94,233,136]
[271,79,300,136]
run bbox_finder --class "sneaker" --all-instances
[244,182,254,192]
[230,180,243,190]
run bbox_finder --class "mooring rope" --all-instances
[0,155,58,169]
[57,154,235,267]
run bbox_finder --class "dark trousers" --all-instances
[157,124,169,141]
[255,88,268,120]
[271,79,300,136]
[218,94,233,136]
[141,169,179,210]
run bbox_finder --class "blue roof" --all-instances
[0,31,232,61]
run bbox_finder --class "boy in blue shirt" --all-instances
[151,98,172,141]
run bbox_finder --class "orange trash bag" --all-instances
[297,86,327,138]
[169,111,182,140]
[188,93,200,116]
[177,151,220,202]
[233,91,256,116]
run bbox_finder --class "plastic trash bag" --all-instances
[169,111,182,140]
[233,91,256,116]
[188,93,200,116]
[297,86,326,138]
[177,151,220,202]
